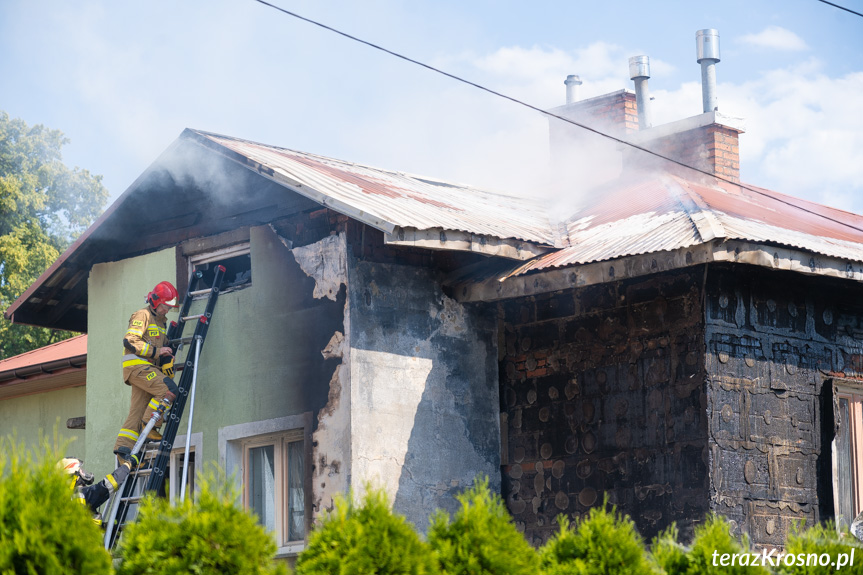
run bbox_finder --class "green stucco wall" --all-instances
[86,247,178,480]
[0,386,87,457]
[85,225,341,483]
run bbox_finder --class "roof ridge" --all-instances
[663,176,726,243]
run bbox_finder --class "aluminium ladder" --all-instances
[103,265,226,550]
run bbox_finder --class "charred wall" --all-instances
[500,268,708,545]
[705,264,863,548]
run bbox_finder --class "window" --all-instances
[167,432,202,503]
[242,431,305,546]
[188,243,252,296]
[834,386,863,529]
[220,413,312,556]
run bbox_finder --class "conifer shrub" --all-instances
[116,467,287,575]
[651,514,768,575]
[427,475,539,575]
[295,486,437,575]
[539,501,655,575]
[0,435,113,575]
[776,521,863,575]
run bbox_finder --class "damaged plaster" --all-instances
[292,233,347,301]
[292,233,351,517]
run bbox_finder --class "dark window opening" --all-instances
[194,252,252,295]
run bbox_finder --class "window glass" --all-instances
[287,440,305,541]
[837,397,854,529]
[249,445,276,532]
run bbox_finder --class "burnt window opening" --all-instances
[188,243,251,297]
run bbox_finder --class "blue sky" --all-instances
[1,0,862,215]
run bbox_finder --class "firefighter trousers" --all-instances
[113,364,177,453]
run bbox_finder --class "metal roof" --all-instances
[195,131,557,246]
[502,174,863,278]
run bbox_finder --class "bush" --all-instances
[427,475,539,575]
[0,434,112,575]
[295,486,437,575]
[540,501,655,575]
[116,467,286,575]
[651,514,768,575]
[777,521,863,575]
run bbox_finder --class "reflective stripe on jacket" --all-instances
[122,307,168,382]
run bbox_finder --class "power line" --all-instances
[249,0,863,234]
[815,0,863,18]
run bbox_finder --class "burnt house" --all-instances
[5,31,863,554]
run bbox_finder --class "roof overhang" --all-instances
[449,238,863,303]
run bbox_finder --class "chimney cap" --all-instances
[696,29,720,63]
[628,55,650,80]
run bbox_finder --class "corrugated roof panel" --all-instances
[197,132,557,246]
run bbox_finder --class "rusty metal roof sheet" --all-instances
[504,174,863,277]
[195,131,557,246]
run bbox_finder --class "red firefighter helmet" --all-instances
[147,281,179,308]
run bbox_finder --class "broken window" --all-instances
[242,430,306,546]
[188,243,252,296]
[833,383,863,530]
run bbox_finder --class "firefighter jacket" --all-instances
[121,306,168,383]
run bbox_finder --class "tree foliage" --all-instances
[0,111,108,357]
[0,433,113,575]
[116,466,287,575]
[295,486,438,575]
[540,502,655,575]
[427,476,539,575]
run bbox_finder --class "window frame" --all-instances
[219,413,312,557]
[241,429,305,547]
[169,432,202,504]
[833,381,863,528]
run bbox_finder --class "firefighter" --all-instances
[113,280,180,462]
[59,456,138,524]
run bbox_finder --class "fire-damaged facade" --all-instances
[5,34,863,553]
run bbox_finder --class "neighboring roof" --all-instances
[0,334,87,400]
[501,173,863,278]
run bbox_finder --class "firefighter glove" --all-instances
[161,358,174,378]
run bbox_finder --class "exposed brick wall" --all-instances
[705,264,863,547]
[500,268,709,545]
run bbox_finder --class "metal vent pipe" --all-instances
[564,74,582,104]
[696,29,720,112]
[628,55,653,129]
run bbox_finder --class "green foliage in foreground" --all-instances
[428,476,540,575]
[540,502,655,575]
[116,467,287,575]
[777,521,863,575]
[0,434,112,575]
[295,486,437,575]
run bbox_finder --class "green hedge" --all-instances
[0,435,112,575]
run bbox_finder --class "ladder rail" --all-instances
[180,336,202,502]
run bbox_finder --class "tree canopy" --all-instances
[0,111,108,358]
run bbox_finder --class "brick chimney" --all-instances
[624,111,744,182]
[547,89,639,190]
